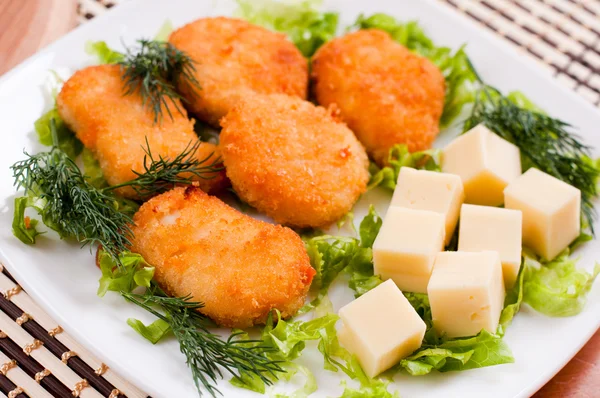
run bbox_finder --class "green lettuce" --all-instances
[506,91,544,113]
[317,318,398,397]
[34,110,83,160]
[368,144,441,191]
[154,20,174,42]
[522,250,599,317]
[12,197,44,244]
[97,250,155,297]
[397,290,515,374]
[126,318,171,344]
[498,264,525,336]
[231,312,338,395]
[396,327,513,375]
[82,148,108,189]
[85,40,124,64]
[347,206,383,297]
[236,0,339,57]
[353,13,479,127]
[304,206,383,301]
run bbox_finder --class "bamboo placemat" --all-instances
[0,1,596,397]
[0,263,146,398]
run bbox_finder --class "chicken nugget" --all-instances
[220,93,369,228]
[168,17,308,126]
[311,29,445,166]
[130,186,315,328]
[57,64,226,198]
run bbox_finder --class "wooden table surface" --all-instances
[0,1,598,397]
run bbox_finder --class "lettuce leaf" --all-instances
[304,206,383,300]
[236,0,339,57]
[339,362,399,398]
[231,312,338,395]
[34,109,83,160]
[126,318,171,344]
[97,250,155,297]
[12,197,44,244]
[396,329,513,375]
[154,20,174,42]
[82,148,108,189]
[317,318,398,397]
[359,205,382,248]
[85,40,124,64]
[398,290,514,375]
[368,144,441,191]
[522,250,599,317]
[506,91,544,113]
[497,264,525,336]
[398,348,472,376]
[353,14,478,127]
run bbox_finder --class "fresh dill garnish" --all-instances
[122,283,283,397]
[103,138,223,198]
[119,39,200,124]
[465,84,599,230]
[11,120,133,262]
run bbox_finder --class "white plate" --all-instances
[0,0,598,397]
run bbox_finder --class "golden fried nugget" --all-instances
[311,29,445,166]
[220,93,369,228]
[130,186,315,328]
[57,65,226,198]
[169,17,308,126]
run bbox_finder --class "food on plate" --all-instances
[338,279,426,378]
[428,251,505,338]
[504,168,581,260]
[458,204,523,288]
[220,93,369,228]
[441,124,521,206]
[168,17,308,126]
[391,167,464,245]
[129,185,315,328]
[8,2,600,395]
[311,29,445,166]
[57,64,225,198]
[373,207,445,293]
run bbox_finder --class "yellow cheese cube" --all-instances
[442,124,521,206]
[504,168,581,260]
[338,280,426,378]
[458,204,523,288]
[391,167,465,245]
[373,207,445,293]
[428,251,505,338]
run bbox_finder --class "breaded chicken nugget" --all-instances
[311,29,445,166]
[57,65,226,198]
[130,186,315,328]
[220,93,369,228]
[168,17,308,126]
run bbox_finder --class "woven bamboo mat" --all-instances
[0,1,596,397]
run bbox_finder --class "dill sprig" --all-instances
[119,39,200,124]
[11,120,133,261]
[122,283,283,397]
[465,84,599,229]
[103,138,223,198]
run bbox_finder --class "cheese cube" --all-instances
[458,204,523,288]
[391,167,465,245]
[338,280,426,378]
[504,168,581,260]
[428,251,505,338]
[373,207,445,293]
[442,124,521,206]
